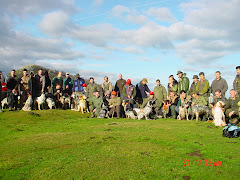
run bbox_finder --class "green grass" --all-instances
[0,110,239,180]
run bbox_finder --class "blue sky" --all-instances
[0,0,239,92]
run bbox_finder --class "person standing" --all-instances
[86,77,101,98]
[7,70,18,110]
[122,79,136,103]
[43,71,51,94]
[28,72,38,109]
[136,78,150,106]
[189,75,199,96]
[153,79,167,108]
[101,76,113,96]
[35,69,43,96]
[114,74,126,98]
[52,72,63,94]
[63,72,73,95]
[168,75,178,94]
[72,73,85,95]
[19,69,30,109]
[196,72,210,101]
[233,66,240,96]
[177,71,190,94]
[211,71,228,97]
[108,91,121,119]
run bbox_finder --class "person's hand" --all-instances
[109,105,113,108]
[12,89,15,93]
[141,109,144,113]
[57,90,60,93]
[128,95,131,98]
[229,111,235,117]
[20,80,23,84]
[66,85,69,89]
[93,109,96,113]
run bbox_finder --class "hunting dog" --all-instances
[46,97,56,110]
[122,100,137,119]
[78,95,89,113]
[177,101,191,120]
[97,100,109,118]
[212,101,226,127]
[1,91,16,111]
[134,100,153,120]
[60,93,71,109]
[35,93,46,110]
[22,95,33,111]
[191,105,210,121]
[161,100,170,119]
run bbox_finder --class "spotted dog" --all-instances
[122,100,137,119]
[177,101,191,120]
[134,100,153,120]
[22,95,33,111]
[191,105,210,121]
[46,97,56,110]
[162,100,170,119]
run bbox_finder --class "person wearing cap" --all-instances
[196,72,210,101]
[86,77,102,98]
[63,72,73,95]
[122,79,136,103]
[108,91,121,118]
[189,75,199,96]
[153,79,167,108]
[225,89,240,122]
[7,70,18,110]
[233,66,240,96]
[72,73,85,95]
[101,76,113,96]
[168,75,178,94]
[82,83,87,95]
[166,90,179,119]
[114,74,126,98]
[141,91,161,119]
[136,78,150,106]
[87,91,103,118]
[52,71,63,94]
[177,71,190,95]
[18,69,30,109]
[210,71,228,97]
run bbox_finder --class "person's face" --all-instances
[230,90,236,98]
[142,81,146,85]
[23,71,27,76]
[169,92,174,98]
[192,94,197,98]
[111,94,115,98]
[66,74,69,78]
[193,78,198,83]
[11,71,15,77]
[215,72,221,79]
[181,92,186,98]
[156,81,160,86]
[104,77,108,82]
[169,77,173,83]
[236,68,240,75]
[150,95,154,99]
[90,79,94,83]
[178,73,183,78]
[38,70,42,75]
[58,72,62,77]
[215,91,221,98]
[95,92,100,98]
[199,74,204,80]
[118,74,122,79]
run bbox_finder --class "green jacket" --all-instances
[141,97,160,111]
[177,95,191,108]
[63,77,73,90]
[87,96,103,109]
[196,79,209,97]
[192,96,208,106]
[168,83,178,94]
[225,97,240,113]
[109,96,121,106]
[178,74,190,93]
[212,96,228,106]
[233,75,240,95]
[86,83,101,98]
[153,85,167,105]
[189,82,198,96]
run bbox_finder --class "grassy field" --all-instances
[0,110,239,180]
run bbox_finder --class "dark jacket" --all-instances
[189,81,198,96]
[122,84,136,99]
[72,78,85,92]
[7,76,18,90]
[136,82,150,99]
[233,75,240,95]
[114,79,126,95]
[211,78,228,96]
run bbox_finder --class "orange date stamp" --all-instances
[183,159,222,167]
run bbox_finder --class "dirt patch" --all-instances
[226,142,237,144]
[183,139,188,141]
[90,137,95,139]
[140,151,153,157]
[103,136,116,141]
[207,126,212,128]
[182,176,191,180]
[105,129,112,131]
[109,122,117,125]
[186,150,203,158]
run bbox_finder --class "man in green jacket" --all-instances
[86,77,102,98]
[225,89,240,121]
[87,91,103,118]
[191,92,208,106]
[189,75,199,96]
[233,66,240,96]
[177,71,190,94]
[108,91,121,118]
[153,79,167,108]
[196,72,209,101]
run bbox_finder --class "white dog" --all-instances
[35,93,46,110]
[46,97,56,110]
[134,100,153,120]
[22,95,33,111]
[212,101,226,127]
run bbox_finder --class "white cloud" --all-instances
[125,14,148,25]
[112,5,130,17]
[145,7,177,22]
[92,0,104,7]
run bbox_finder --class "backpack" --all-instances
[222,123,240,138]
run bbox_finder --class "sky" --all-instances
[0,0,240,92]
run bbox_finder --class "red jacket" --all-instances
[2,82,7,91]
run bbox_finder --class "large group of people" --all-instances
[0,66,240,124]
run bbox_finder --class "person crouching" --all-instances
[108,91,121,119]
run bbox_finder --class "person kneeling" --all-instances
[108,91,121,118]
[87,91,103,118]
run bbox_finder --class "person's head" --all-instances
[0,71,2,76]
[105,90,111,97]
[111,91,117,98]
[56,84,61,90]
[156,79,160,86]
[89,77,94,84]
[30,71,34,77]
[192,92,199,99]
[65,72,70,78]
[236,66,240,75]
[230,89,237,98]
[169,75,174,84]
[23,69,27,76]
[215,71,221,80]
[75,73,80,79]
[192,75,199,83]
[94,91,100,98]
[126,79,131,85]
[11,69,15,77]
[149,91,154,99]
[104,76,108,82]
[44,71,49,76]
[199,72,205,80]
[169,90,175,98]
[38,69,43,75]
[180,90,186,98]
[214,89,222,98]
[177,71,183,78]
[58,72,62,78]
[141,78,148,85]
[118,74,122,80]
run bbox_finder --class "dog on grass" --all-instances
[78,95,89,113]
[46,97,56,110]
[134,100,153,120]
[212,101,226,127]
[177,101,191,120]
[122,100,137,119]
[22,95,33,111]
[161,100,170,119]
[35,93,46,110]
[97,100,109,118]
[60,93,71,109]
[191,104,210,121]
[1,92,16,111]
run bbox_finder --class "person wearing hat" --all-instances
[101,76,113,96]
[136,78,150,106]
[233,66,240,96]
[153,79,167,108]
[86,77,102,98]
[18,69,30,109]
[63,72,73,95]
[72,73,85,95]
[196,72,210,101]
[52,71,63,94]
[82,83,87,95]
[114,74,126,98]
[225,89,240,122]
[108,91,121,118]
[141,91,161,119]
[122,79,136,103]
[189,75,199,96]
[210,71,228,97]
[87,91,103,118]
[177,71,190,95]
